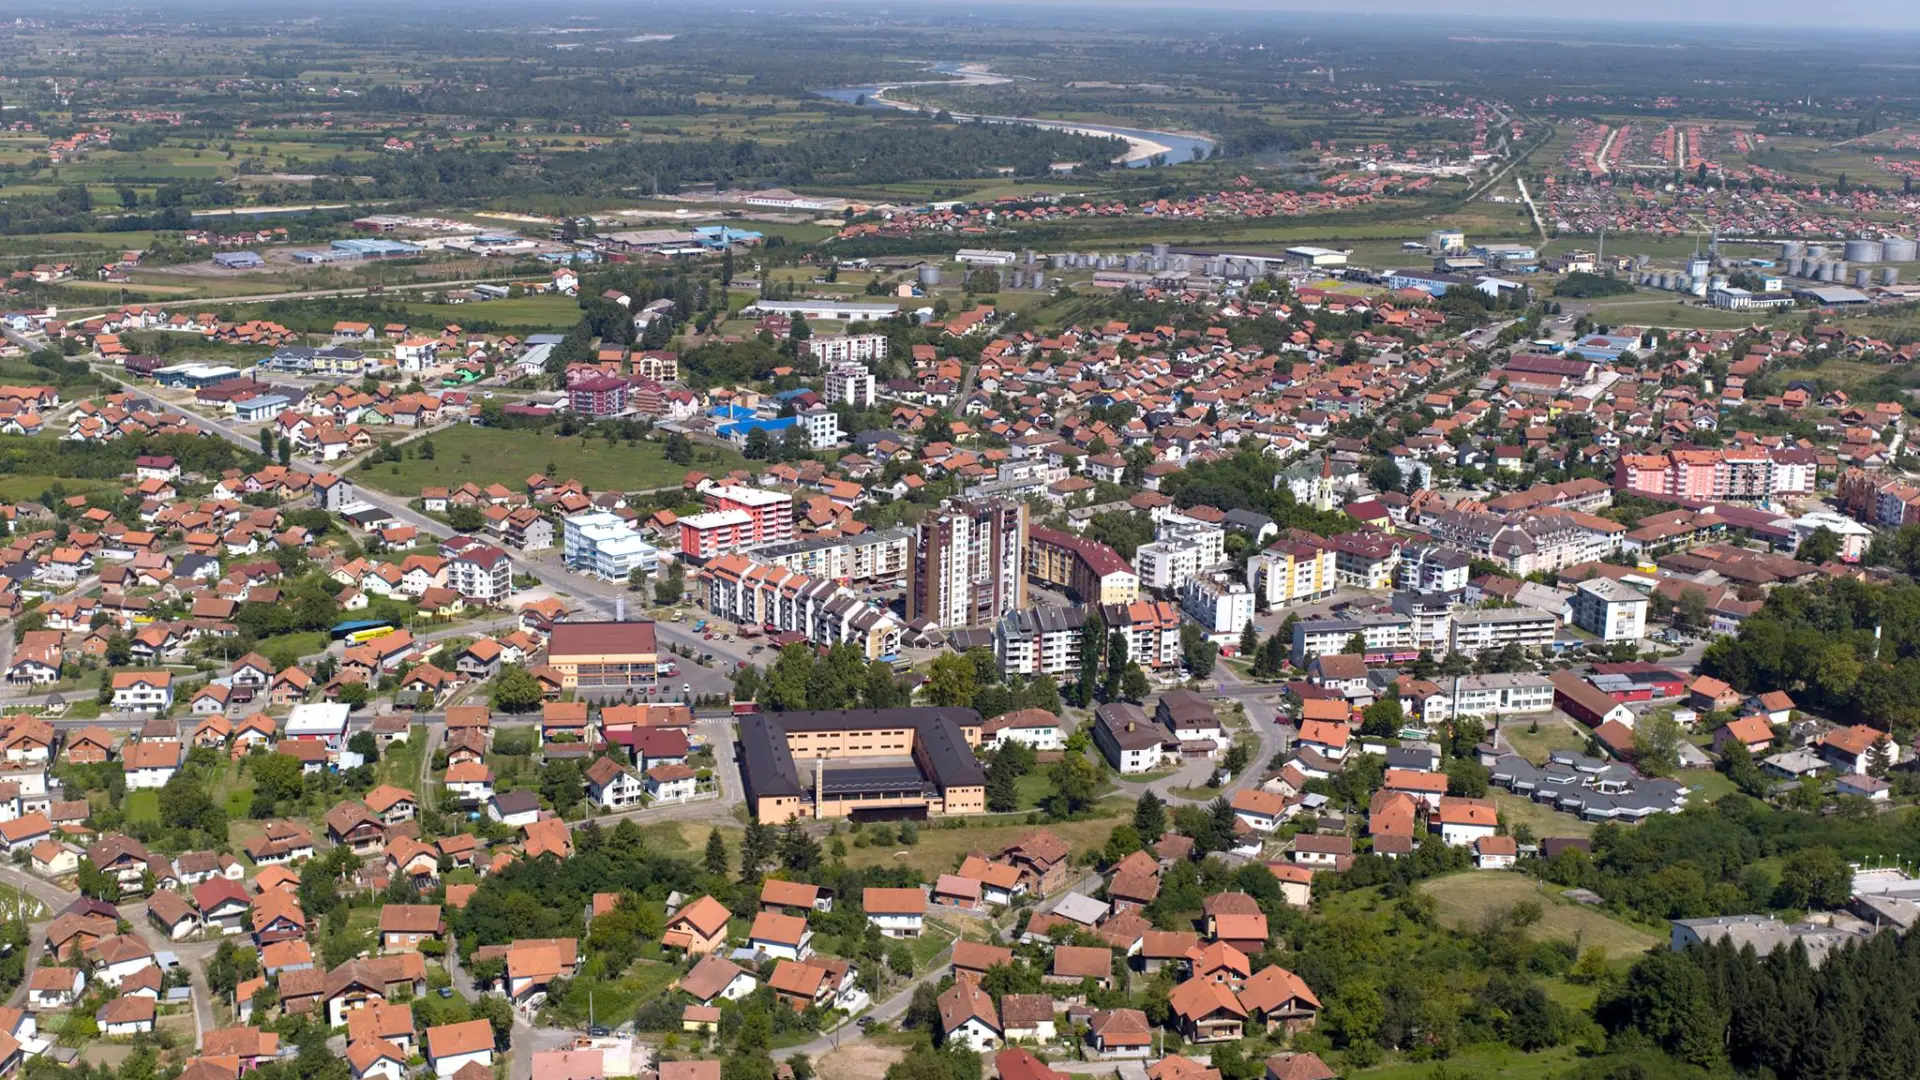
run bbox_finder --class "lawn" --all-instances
[1420,872,1661,959]
[839,813,1124,880]
[543,959,679,1027]
[1500,720,1590,764]
[124,789,160,824]
[352,425,745,496]
[1492,790,1594,840]
[0,881,49,921]
[253,630,330,666]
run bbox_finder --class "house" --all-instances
[1712,715,1775,756]
[1263,1053,1337,1080]
[747,911,813,961]
[1475,835,1518,869]
[937,980,1003,1052]
[195,878,252,934]
[111,670,174,712]
[363,785,417,825]
[584,757,643,810]
[677,954,757,1005]
[951,940,1014,983]
[997,1049,1067,1080]
[1432,796,1499,847]
[1230,789,1288,832]
[997,829,1073,895]
[759,879,830,915]
[1202,894,1270,955]
[1291,834,1350,868]
[0,812,50,855]
[864,887,926,938]
[1240,966,1321,1034]
[486,790,541,828]
[378,904,443,952]
[325,802,387,855]
[1048,945,1115,989]
[333,1004,401,1057]
[1000,995,1058,1042]
[98,995,156,1036]
[661,896,733,955]
[1167,978,1248,1043]
[349,1039,409,1080]
[767,960,833,1011]
[27,966,82,1008]
[1087,1008,1152,1059]
[147,889,202,940]
[425,1020,495,1079]
[1819,724,1899,775]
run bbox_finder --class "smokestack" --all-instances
[615,597,624,623]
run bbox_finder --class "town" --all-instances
[0,8,1912,1080]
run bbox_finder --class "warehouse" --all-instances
[742,300,900,322]
[211,251,265,269]
[1284,246,1348,269]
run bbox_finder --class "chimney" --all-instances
[615,597,624,623]
[814,756,825,810]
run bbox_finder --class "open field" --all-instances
[0,474,120,502]
[351,425,746,496]
[1573,295,1791,330]
[389,296,589,329]
[1421,872,1661,959]
[838,811,1126,879]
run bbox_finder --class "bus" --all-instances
[330,619,397,644]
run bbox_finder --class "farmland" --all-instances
[1420,872,1662,959]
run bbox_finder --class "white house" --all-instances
[111,671,174,713]
[937,981,1003,1053]
[646,763,698,804]
[27,966,83,1009]
[97,996,155,1037]
[1433,797,1499,847]
[863,888,927,939]
[425,1020,495,1079]
[980,709,1066,752]
[584,757,644,810]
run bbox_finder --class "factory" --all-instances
[1284,245,1349,269]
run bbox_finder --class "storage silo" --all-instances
[1781,241,1806,260]
[1151,243,1171,259]
[1883,236,1917,262]
[1808,244,1829,259]
[1021,249,1035,265]
[1005,270,1023,289]
[1855,269,1873,288]
[1787,257,1805,278]
[919,265,942,286]
[1881,268,1900,286]
[1846,239,1884,263]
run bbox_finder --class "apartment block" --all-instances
[910,499,1028,629]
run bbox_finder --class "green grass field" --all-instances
[840,813,1124,880]
[1421,872,1660,959]
[0,475,120,502]
[1493,790,1595,840]
[1500,721,1591,765]
[393,296,587,330]
[125,790,160,824]
[351,425,745,496]
[1354,1043,1582,1080]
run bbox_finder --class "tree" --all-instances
[1632,709,1686,777]
[347,730,379,763]
[1776,847,1852,909]
[741,820,776,881]
[778,818,821,872]
[1119,664,1150,704]
[1076,610,1105,707]
[1796,526,1841,565]
[1180,623,1217,679]
[1360,696,1404,738]
[1043,754,1102,818]
[655,560,686,605]
[1104,628,1129,700]
[490,664,544,713]
[1133,791,1168,842]
[1238,620,1259,657]
[704,829,730,875]
[925,653,979,708]
[250,753,305,812]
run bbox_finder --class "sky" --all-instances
[940,0,1920,32]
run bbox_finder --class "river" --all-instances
[815,62,1215,169]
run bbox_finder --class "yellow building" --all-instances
[740,708,985,822]
[1028,526,1139,605]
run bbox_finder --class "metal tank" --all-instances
[1808,244,1829,259]
[1856,269,1873,288]
[1780,241,1806,260]
[919,265,942,286]
[1787,257,1805,278]
[1845,240,1884,263]
[1882,236,1917,262]
[1882,268,1901,287]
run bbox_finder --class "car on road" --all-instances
[857,1017,875,1028]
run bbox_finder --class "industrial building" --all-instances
[737,708,986,822]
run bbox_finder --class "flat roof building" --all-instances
[738,708,986,822]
